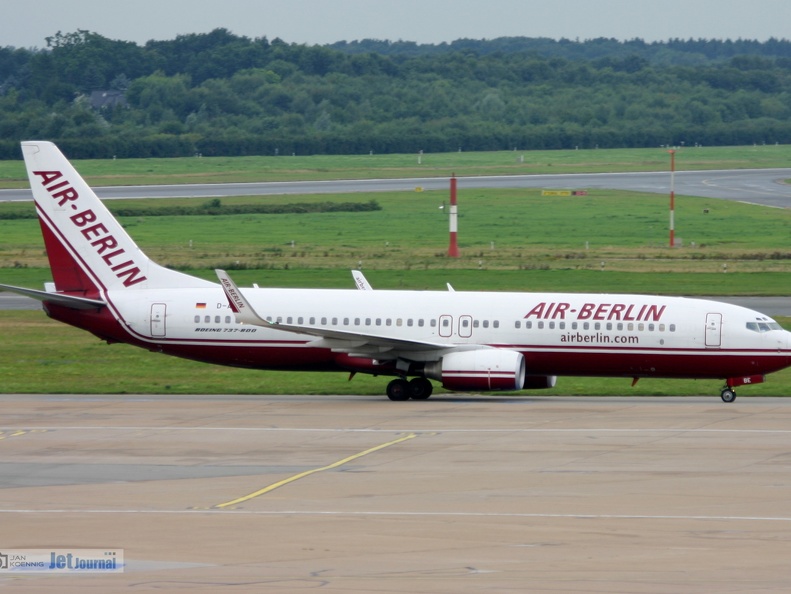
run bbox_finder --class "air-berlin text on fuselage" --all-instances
[524,301,666,322]
[33,170,147,287]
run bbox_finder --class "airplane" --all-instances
[2,140,791,403]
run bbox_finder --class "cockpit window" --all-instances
[746,321,783,333]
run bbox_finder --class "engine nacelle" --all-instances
[522,375,557,390]
[424,349,525,391]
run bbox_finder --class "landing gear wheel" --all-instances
[386,378,410,401]
[720,388,737,403]
[408,378,433,400]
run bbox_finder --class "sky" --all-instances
[2,0,790,49]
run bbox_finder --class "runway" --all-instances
[2,167,791,206]
[1,394,791,592]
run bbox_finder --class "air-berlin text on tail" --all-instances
[524,301,666,322]
[33,170,147,287]
[219,277,245,313]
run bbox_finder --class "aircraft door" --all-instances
[151,303,167,338]
[705,313,722,348]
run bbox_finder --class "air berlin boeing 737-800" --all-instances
[2,141,790,401]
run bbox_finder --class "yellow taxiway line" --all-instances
[214,432,418,509]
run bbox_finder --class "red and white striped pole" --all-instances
[448,174,459,257]
[668,149,676,248]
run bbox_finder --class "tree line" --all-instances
[1,29,791,159]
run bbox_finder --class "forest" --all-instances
[1,30,791,159]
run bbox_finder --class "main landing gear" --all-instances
[386,377,434,401]
[720,387,737,403]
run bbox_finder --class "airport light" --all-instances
[668,149,676,248]
[448,175,459,257]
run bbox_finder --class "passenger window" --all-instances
[205,315,211,323]
[515,321,521,329]
[321,317,327,325]
[343,318,349,326]
[549,321,555,329]
[194,315,200,323]
[538,321,544,329]
[418,319,424,327]
[493,321,499,328]
[670,324,676,332]
[483,320,489,328]
[526,321,532,329]
[225,316,231,324]
[583,322,590,330]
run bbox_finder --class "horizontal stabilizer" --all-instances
[0,283,106,310]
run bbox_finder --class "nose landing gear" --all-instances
[720,387,736,403]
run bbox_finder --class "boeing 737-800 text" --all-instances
[2,141,790,402]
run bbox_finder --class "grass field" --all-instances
[2,144,791,396]
[4,188,791,290]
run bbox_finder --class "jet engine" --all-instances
[522,375,557,389]
[424,349,525,391]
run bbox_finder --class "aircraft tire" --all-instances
[386,378,410,401]
[409,378,433,400]
[720,388,736,403]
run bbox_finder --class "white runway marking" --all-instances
[1,509,790,523]
[3,426,791,434]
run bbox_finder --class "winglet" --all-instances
[351,269,373,290]
[215,269,268,326]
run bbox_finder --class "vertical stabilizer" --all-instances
[22,141,215,294]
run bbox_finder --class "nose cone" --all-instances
[782,330,791,368]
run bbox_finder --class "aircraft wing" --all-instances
[0,283,106,310]
[216,269,454,357]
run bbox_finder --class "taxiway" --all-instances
[1,394,790,592]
